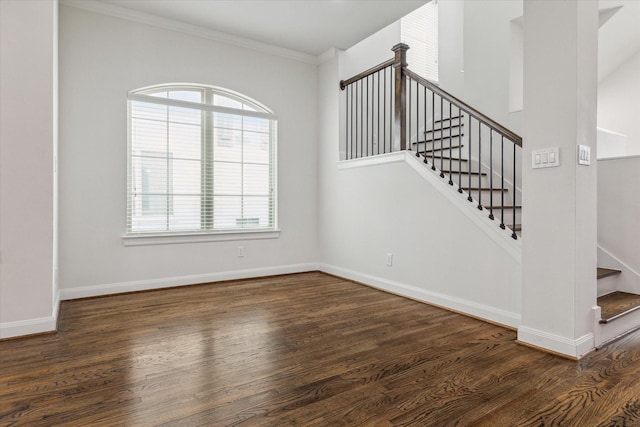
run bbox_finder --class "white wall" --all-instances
[340,21,401,80]
[438,0,465,98]
[597,51,640,157]
[319,52,521,328]
[462,0,523,134]
[520,0,598,358]
[598,156,640,275]
[58,6,318,295]
[0,0,57,338]
[438,1,523,203]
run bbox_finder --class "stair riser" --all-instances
[595,308,640,347]
[597,275,618,297]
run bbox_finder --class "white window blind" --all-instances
[127,85,277,235]
[401,0,439,82]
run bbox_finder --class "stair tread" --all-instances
[598,291,640,323]
[428,155,468,162]
[417,144,464,154]
[433,115,464,124]
[461,187,507,192]
[424,123,464,134]
[413,133,465,144]
[441,169,487,176]
[485,205,522,210]
[597,267,622,280]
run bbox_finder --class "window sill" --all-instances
[122,229,281,247]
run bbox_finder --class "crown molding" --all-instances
[317,48,338,64]
[60,0,320,65]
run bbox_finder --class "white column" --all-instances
[0,0,58,338]
[519,0,599,358]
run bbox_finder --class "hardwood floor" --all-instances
[3,272,640,426]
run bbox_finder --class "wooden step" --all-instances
[441,169,487,176]
[436,114,464,122]
[424,123,464,135]
[461,186,507,192]
[413,133,464,145]
[485,205,522,210]
[416,143,464,154]
[428,155,468,162]
[597,267,622,280]
[433,114,464,125]
[417,153,468,162]
[598,291,640,324]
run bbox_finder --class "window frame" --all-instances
[124,84,279,244]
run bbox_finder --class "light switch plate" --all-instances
[532,147,560,169]
[578,145,591,165]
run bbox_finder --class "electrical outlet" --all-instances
[237,246,245,258]
[386,253,393,266]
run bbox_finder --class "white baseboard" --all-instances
[59,263,319,300]
[517,326,594,358]
[318,263,520,328]
[0,316,57,340]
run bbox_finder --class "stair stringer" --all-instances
[404,152,521,258]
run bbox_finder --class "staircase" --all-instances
[414,116,640,341]
[412,114,521,239]
[340,43,640,350]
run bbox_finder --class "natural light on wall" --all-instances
[401,0,439,82]
[126,84,277,236]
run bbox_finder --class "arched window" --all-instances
[126,84,277,235]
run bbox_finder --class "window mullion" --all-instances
[203,88,214,230]
[165,103,170,231]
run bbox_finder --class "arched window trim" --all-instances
[124,83,278,244]
[129,83,277,119]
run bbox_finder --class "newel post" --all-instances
[392,43,409,151]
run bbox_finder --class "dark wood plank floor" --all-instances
[3,272,640,426]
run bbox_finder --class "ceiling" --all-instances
[93,0,428,57]
[86,0,638,78]
[598,0,640,81]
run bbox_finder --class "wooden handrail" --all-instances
[404,69,523,146]
[339,58,395,90]
[340,44,523,239]
[339,45,522,147]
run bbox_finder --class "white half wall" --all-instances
[320,53,521,328]
[58,6,318,293]
[0,0,58,338]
